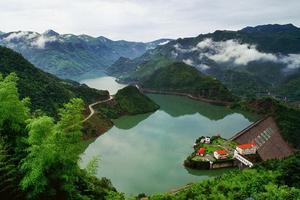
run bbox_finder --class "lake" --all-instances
[80,70,126,94]
[80,75,256,196]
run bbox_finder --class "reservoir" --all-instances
[80,75,256,195]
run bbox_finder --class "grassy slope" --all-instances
[142,62,235,101]
[0,46,109,116]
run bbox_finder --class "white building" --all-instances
[213,150,228,160]
[236,143,257,155]
[200,137,211,144]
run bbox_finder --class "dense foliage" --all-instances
[277,71,300,101]
[99,86,159,119]
[142,62,235,101]
[149,154,300,200]
[0,46,109,116]
[0,73,116,200]
[213,69,271,98]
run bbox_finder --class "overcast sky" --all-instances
[0,0,300,42]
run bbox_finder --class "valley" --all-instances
[0,3,299,197]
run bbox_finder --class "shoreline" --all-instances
[140,88,232,106]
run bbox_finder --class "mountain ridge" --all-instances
[107,24,300,99]
[0,29,172,79]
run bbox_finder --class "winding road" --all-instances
[83,96,113,122]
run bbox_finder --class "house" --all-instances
[200,136,211,144]
[213,150,228,160]
[236,143,257,155]
[197,148,206,156]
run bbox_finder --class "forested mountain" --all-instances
[107,24,300,99]
[0,46,108,116]
[0,30,171,79]
[141,62,235,101]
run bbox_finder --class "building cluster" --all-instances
[196,138,257,160]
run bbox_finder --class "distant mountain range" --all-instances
[0,29,171,79]
[107,24,300,100]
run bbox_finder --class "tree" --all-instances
[0,73,29,199]
[20,98,84,199]
[0,137,24,199]
[0,73,29,140]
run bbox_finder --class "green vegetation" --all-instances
[214,69,271,97]
[0,73,116,199]
[277,71,300,101]
[82,112,114,140]
[142,62,235,101]
[108,24,300,100]
[99,86,159,119]
[0,32,169,79]
[0,46,109,116]
[123,55,173,82]
[149,154,300,200]
[232,97,300,148]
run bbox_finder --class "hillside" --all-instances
[0,30,171,79]
[277,71,300,100]
[141,62,235,102]
[0,75,117,199]
[107,24,300,99]
[0,46,109,116]
[98,86,159,119]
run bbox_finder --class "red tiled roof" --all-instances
[215,150,227,155]
[198,148,205,154]
[237,143,255,149]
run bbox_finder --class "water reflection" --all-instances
[148,94,258,122]
[113,113,152,130]
[81,94,255,195]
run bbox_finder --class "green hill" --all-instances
[98,86,159,119]
[142,62,235,102]
[0,46,109,116]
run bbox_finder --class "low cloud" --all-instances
[183,58,209,70]
[31,35,57,49]
[173,38,300,70]
[4,31,38,41]
[280,54,300,69]
[183,58,194,66]
[197,38,278,65]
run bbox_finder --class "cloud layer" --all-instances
[197,39,278,65]
[31,35,57,49]
[174,38,300,70]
